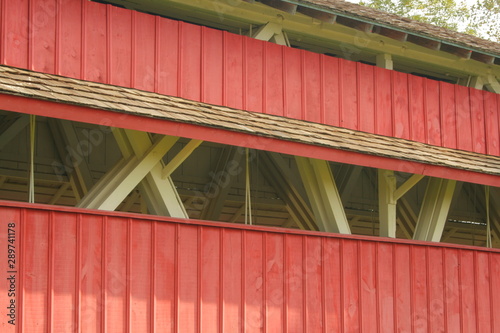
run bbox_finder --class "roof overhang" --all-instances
[0,66,498,186]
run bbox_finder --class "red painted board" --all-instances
[303,51,322,123]
[284,234,304,332]
[322,55,341,127]
[283,48,302,120]
[243,37,264,113]
[374,67,392,137]
[200,226,221,333]
[1,0,30,68]
[30,0,57,73]
[222,229,243,332]
[455,85,473,152]
[224,31,244,110]
[409,75,426,143]
[1,203,500,332]
[244,231,264,333]
[177,224,199,333]
[58,0,82,78]
[342,239,360,331]
[265,233,284,332]
[132,11,156,92]
[130,220,153,332]
[358,63,375,133]
[323,238,342,332]
[425,79,442,147]
[469,88,486,154]
[304,236,323,331]
[201,27,223,106]
[109,6,132,87]
[440,82,457,149]
[179,22,202,102]
[484,92,500,156]
[83,1,108,83]
[156,18,179,97]
[359,241,377,333]
[340,60,358,130]
[263,43,284,116]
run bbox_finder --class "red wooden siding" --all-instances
[1,0,499,157]
[1,202,500,332]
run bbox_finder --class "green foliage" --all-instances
[359,0,500,42]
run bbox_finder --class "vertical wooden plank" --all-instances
[409,76,426,143]
[444,248,461,332]
[358,63,375,133]
[484,91,500,156]
[490,253,500,333]
[30,0,57,73]
[455,85,473,152]
[23,209,49,332]
[109,6,132,87]
[154,222,176,333]
[392,71,410,139]
[342,239,360,331]
[83,1,108,83]
[440,82,457,149]
[244,231,264,333]
[222,229,243,332]
[459,250,476,333]
[58,0,82,78]
[284,234,304,333]
[130,220,152,332]
[1,0,29,68]
[79,214,103,332]
[157,17,179,96]
[303,51,321,123]
[469,88,486,154]
[200,227,221,333]
[224,31,244,110]
[132,11,156,91]
[475,252,491,333]
[244,37,264,113]
[374,66,392,136]
[263,43,284,116]
[323,238,342,332]
[377,242,394,332]
[427,247,445,332]
[52,212,77,332]
[283,48,302,120]
[0,207,20,332]
[177,224,199,333]
[394,245,411,332]
[201,27,223,105]
[322,55,341,127]
[179,22,202,101]
[265,233,284,333]
[304,236,323,332]
[425,79,442,146]
[104,216,128,332]
[359,241,377,333]
[340,60,358,130]
[411,246,428,333]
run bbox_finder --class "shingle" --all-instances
[0,65,498,176]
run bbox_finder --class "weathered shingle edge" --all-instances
[277,0,500,57]
[0,65,499,176]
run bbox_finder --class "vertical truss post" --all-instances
[413,178,457,242]
[295,157,350,234]
[378,169,397,237]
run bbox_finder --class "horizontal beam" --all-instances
[2,94,499,187]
